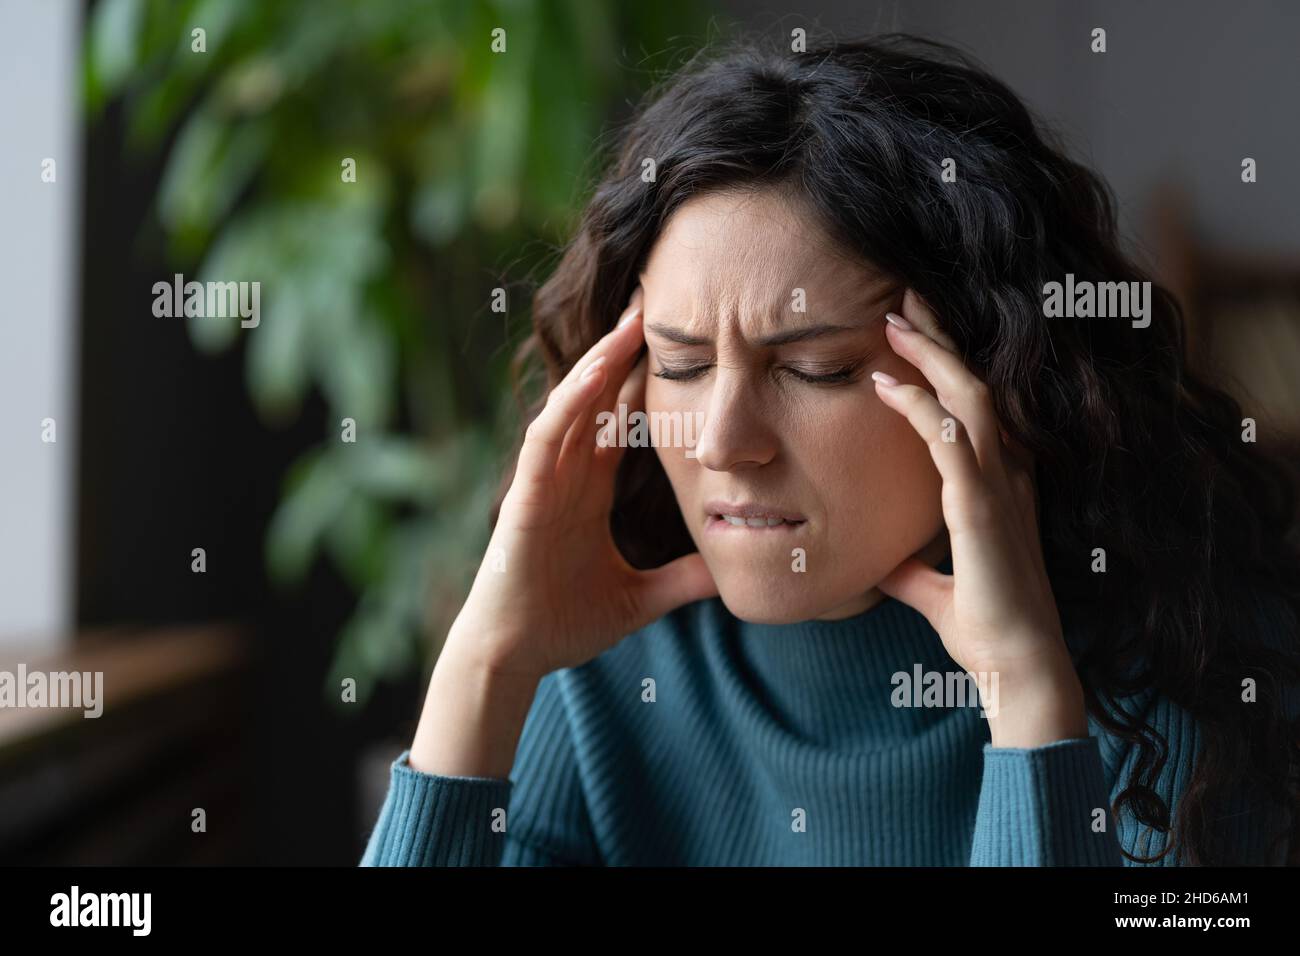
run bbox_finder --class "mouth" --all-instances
[703,501,808,533]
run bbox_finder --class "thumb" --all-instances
[876,557,950,629]
[635,552,719,623]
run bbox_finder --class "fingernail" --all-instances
[618,306,643,328]
[580,355,607,381]
[871,370,899,387]
[884,312,913,331]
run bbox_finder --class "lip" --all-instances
[702,500,808,532]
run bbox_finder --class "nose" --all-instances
[690,366,779,472]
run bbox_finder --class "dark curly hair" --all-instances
[497,32,1300,865]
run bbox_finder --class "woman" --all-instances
[361,34,1300,866]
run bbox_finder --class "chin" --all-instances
[711,574,854,625]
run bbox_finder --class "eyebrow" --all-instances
[645,322,863,347]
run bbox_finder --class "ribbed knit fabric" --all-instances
[360,591,1294,866]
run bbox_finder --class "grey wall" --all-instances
[720,0,1300,257]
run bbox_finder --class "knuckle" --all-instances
[966,379,991,406]
[928,415,966,449]
[928,432,958,456]
[949,483,998,527]
[545,378,575,408]
[503,482,545,516]
[1010,469,1035,500]
[895,383,924,407]
[524,419,555,448]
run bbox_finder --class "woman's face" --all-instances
[641,187,946,623]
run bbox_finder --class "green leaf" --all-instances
[245,279,310,421]
[469,1,537,229]
[313,309,396,428]
[84,0,716,716]
[337,436,443,504]
[265,451,349,585]
[89,0,145,100]
[324,494,390,590]
[158,112,269,239]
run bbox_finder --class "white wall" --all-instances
[0,0,81,649]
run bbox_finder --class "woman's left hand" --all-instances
[872,288,1088,748]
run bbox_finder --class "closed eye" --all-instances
[652,359,868,386]
[652,364,712,382]
[783,362,866,385]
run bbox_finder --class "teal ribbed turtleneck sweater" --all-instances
[360,592,1293,866]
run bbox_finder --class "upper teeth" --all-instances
[722,515,789,526]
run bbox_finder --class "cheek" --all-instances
[645,377,696,487]
[793,391,913,471]
[644,375,666,414]
[801,395,942,543]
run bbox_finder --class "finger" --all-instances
[513,356,610,501]
[901,287,959,353]
[1000,427,1035,478]
[1000,446,1044,552]
[546,294,644,477]
[571,295,646,469]
[989,423,1039,539]
[876,556,952,630]
[553,292,644,395]
[560,358,625,479]
[883,318,1003,475]
[1005,463,1042,546]
[872,374,984,492]
[633,551,719,624]
[895,290,1000,469]
[593,353,647,475]
[592,286,645,411]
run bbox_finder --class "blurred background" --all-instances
[0,0,1296,864]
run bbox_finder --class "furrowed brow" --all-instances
[644,321,860,347]
[644,323,712,346]
[756,323,858,346]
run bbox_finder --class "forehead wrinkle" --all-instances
[652,263,897,347]
[640,186,900,344]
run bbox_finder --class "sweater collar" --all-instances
[734,593,956,693]
[705,558,983,746]
[737,554,955,681]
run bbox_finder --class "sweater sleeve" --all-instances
[968,734,1124,866]
[971,587,1299,867]
[970,676,1294,866]
[360,670,600,866]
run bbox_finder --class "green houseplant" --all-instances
[84,0,711,706]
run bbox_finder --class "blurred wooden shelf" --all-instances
[0,624,249,758]
[0,623,255,864]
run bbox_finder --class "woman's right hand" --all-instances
[446,286,719,685]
